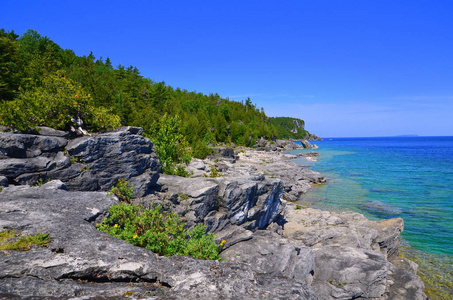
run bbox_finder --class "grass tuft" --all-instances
[0,229,50,251]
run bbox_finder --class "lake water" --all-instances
[292,136,453,298]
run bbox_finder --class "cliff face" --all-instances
[269,117,309,139]
[0,126,160,196]
[0,128,427,299]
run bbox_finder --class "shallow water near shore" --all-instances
[293,136,453,298]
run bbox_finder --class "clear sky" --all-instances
[2,0,452,137]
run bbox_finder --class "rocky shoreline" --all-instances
[0,127,427,299]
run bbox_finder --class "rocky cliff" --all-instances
[0,128,427,299]
[0,126,160,196]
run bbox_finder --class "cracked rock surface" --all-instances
[0,182,318,299]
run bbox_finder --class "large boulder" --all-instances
[0,127,160,197]
[275,139,303,150]
[300,139,319,149]
[0,132,67,159]
[157,173,285,233]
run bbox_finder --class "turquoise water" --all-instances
[293,136,453,257]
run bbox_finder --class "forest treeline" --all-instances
[0,29,311,174]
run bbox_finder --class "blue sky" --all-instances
[2,0,452,137]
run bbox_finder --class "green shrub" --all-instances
[109,178,134,203]
[192,140,213,159]
[0,70,121,132]
[96,202,221,260]
[149,114,191,176]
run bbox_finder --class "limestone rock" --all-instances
[300,139,319,149]
[186,159,207,177]
[282,204,427,300]
[209,147,238,163]
[0,156,53,178]
[229,149,326,201]
[0,126,160,197]
[213,225,254,249]
[0,183,318,300]
[35,126,70,137]
[221,230,315,282]
[312,246,388,299]
[0,132,67,158]
[157,173,284,232]
[275,139,303,150]
[296,152,321,158]
[0,176,8,187]
[283,206,403,258]
[369,218,404,259]
[386,257,426,300]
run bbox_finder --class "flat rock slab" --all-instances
[312,246,388,299]
[221,230,315,281]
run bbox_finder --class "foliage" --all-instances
[0,31,21,101]
[109,178,134,203]
[0,229,50,251]
[178,193,189,201]
[149,114,191,175]
[191,139,213,159]
[203,166,221,178]
[269,117,308,139]
[96,202,221,260]
[33,178,47,187]
[0,70,120,131]
[0,229,15,241]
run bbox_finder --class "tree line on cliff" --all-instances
[0,29,310,168]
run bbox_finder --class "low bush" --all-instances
[109,178,134,203]
[96,202,221,260]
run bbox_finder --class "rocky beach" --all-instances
[0,127,427,299]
